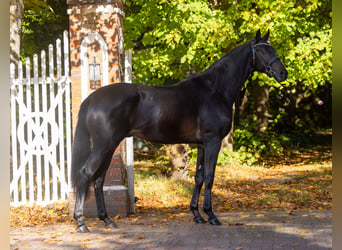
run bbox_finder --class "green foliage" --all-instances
[154,145,172,176]
[232,127,284,165]
[188,124,286,165]
[188,130,282,166]
[21,0,68,60]
[217,147,259,166]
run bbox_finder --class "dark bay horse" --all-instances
[71,30,288,232]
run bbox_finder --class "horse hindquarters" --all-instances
[73,118,125,232]
[72,91,130,232]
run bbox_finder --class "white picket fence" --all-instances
[10,30,72,206]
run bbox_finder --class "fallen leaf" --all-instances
[227,223,244,226]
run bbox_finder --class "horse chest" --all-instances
[197,103,232,137]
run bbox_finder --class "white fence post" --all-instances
[25,57,33,203]
[125,50,135,213]
[64,30,72,193]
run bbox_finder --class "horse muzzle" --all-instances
[273,67,288,83]
[267,60,288,83]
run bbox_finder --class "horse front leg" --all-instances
[203,138,222,225]
[190,145,206,223]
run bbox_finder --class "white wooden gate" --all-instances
[10,31,72,206]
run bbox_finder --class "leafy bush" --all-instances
[188,127,284,166]
[217,147,258,166]
[232,128,284,165]
[187,127,283,166]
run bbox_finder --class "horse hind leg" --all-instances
[73,144,114,232]
[74,171,92,232]
[93,152,118,229]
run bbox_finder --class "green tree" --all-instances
[20,0,68,60]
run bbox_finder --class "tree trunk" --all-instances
[221,103,235,152]
[10,0,24,73]
[164,144,189,181]
[251,80,270,132]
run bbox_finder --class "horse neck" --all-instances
[205,41,254,107]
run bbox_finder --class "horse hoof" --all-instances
[106,222,118,229]
[209,217,222,226]
[193,217,206,224]
[77,224,90,233]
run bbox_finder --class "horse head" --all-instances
[251,30,288,83]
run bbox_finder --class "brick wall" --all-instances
[67,0,128,218]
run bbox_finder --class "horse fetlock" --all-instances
[77,224,90,233]
[193,216,206,224]
[203,209,222,225]
[208,217,222,226]
[203,207,213,215]
[102,217,118,228]
[190,205,198,212]
[74,213,83,223]
[105,221,118,229]
[190,206,206,224]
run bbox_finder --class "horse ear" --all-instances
[263,30,270,41]
[255,29,261,42]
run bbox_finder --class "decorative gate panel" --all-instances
[10,31,72,206]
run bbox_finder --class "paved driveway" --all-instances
[10,210,331,249]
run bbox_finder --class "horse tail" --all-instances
[71,98,91,189]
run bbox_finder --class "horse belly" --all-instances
[128,86,201,143]
[130,113,200,144]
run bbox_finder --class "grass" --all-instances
[134,161,193,209]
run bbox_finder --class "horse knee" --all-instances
[94,176,105,189]
[194,175,204,185]
[79,158,103,181]
[205,181,213,190]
